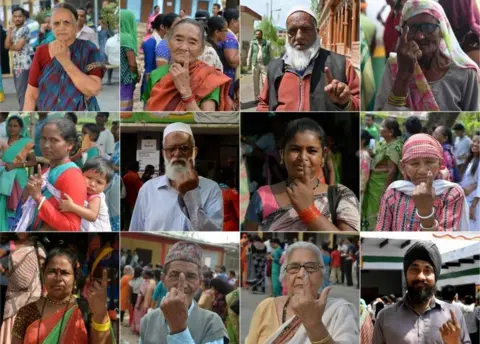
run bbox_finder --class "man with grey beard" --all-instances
[257,6,360,112]
[373,241,471,344]
[129,122,223,231]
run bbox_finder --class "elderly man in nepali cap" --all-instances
[140,241,228,344]
[373,241,472,344]
[256,6,360,112]
[129,122,224,231]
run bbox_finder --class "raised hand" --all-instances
[176,158,200,196]
[439,310,461,344]
[324,67,350,106]
[171,49,192,97]
[291,271,332,329]
[86,269,109,318]
[26,164,43,202]
[286,160,315,213]
[396,26,422,74]
[412,170,436,217]
[49,40,71,64]
[160,273,189,334]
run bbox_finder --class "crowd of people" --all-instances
[242,237,359,343]
[240,235,360,299]
[361,0,479,111]
[120,3,240,111]
[360,241,478,344]
[361,114,479,231]
[0,233,119,344]
[0,112,120,231]
[0,1,119,110]
[121,122,239,231]
[120,241,239,343]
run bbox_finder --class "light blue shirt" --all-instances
[139,301,225,344]
[129,175,223,231]
[0,122,7,141]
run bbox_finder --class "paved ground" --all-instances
[1,72,120,112]
[120,313,139,344]
[240,279,360,343]
[239,72,258,112]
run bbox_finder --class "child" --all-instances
[59,157,113,231]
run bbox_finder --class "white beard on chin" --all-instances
[164,155,195,181]
[284,36,321,71]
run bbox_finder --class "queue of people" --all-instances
[361,115,479,231]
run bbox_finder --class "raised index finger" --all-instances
[302,160,309,183]
[302,270,313,297]
[184,49,190,69]
[177,272,186,294]
[324,67,334,84]
[37,164,42,178]
[427,170,433,191]
[402,26,410,43]
[450,309,459,327]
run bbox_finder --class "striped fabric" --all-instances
[401,133,444,164]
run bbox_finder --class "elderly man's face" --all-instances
[286,12,317,50]
[163,132,195,165]
[406,259,436,304]
[164,260,200,305]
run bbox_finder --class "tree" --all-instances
[424,112,459,131]
[101,1,119,31]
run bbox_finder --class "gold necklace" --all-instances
[45,295,72,305]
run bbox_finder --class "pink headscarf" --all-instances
[401,133,445,180]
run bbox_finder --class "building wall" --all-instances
[240,13,257,67]
[361,269,403,300]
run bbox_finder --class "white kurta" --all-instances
[461,160,480,230]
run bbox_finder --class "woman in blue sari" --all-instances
[0,115,36,231]
[141,14,163,103]
[23,3,105,111]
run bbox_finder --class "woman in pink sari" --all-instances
[131,269,154,334]
[144,6,161,43]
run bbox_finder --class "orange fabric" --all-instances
[24,306,88,344]
[222,188,239,231]
[146,61,232,111]
[13,142,34,164]
[257,59,360,111]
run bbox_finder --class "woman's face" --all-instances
[7,118,21,137]
[283,130,323,181]
[432,127,446,144]
[216,23,228,42]
[402,157,441,185]
[82,127,95,141]
[286,248,323,298]
[169,23,204,65]
[405,13,441,58]
[472,135,480,154]
[51,8,77,41]
[40,124,73,161]
[44,255,75,299]
[380,121,392,139]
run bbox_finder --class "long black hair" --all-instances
[210,277,235,295]
[382,117,402,138]
[437,126,454,145]
[465,131,480,176]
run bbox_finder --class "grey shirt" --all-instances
[373,296,471,344]
[375,62,479,111]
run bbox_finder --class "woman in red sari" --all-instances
[12,248,114,344]
[144,18,232,111]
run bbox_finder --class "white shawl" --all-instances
[264,298,359,344]
[386,180,470,231]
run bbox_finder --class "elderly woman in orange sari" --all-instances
[12,248,114,344]
[144,18,232,111]
[120,265,134,326]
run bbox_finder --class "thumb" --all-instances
[318,286,332,308]
[324,67,334,84]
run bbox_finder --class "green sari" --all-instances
[0,116,33,231]
[361,139,403,230]
[226,289,239,344]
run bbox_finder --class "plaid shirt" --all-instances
[11,25,32,70]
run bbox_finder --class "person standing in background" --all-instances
[76,7,99,48]
[0,20,10,104]
[220,8,240,98]
[212,3,222,17]
[330,245,342,284]
[5,7,32,110]
[122,161,143,229]
[0,112,8,140]
[33,112,48,164]
[247,29,271,102]
[95,112,115,156]
[270,238,283,297]
[364,114,380,142]
[453,123,473,174]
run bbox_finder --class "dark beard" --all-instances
[407,282,436,304]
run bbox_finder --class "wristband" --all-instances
[91,318,111,332]
[420,219,439,231]
[298,205,321,225]
[415,208,435,220]
[181,94,196,104]
[312,334,332,344]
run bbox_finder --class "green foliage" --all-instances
[310,0,320,18]
[257,17,286,58]
[101,2,119,31]
[457,113,480,137]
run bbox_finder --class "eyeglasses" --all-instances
[163,144,193,155]
[404,23,440,35]
[285,262,323,274]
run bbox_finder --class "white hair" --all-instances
[284,36,321,71]
[279,241,324,282]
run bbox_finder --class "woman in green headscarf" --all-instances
[0,115,36,231]
[120,9,140,111]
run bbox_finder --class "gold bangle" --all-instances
[312,334,332,344]
[91,319,111,332]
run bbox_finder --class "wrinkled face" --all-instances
[7,118,22,137]
[12,10,25,26]
[404,13,441,57]
[44,255,75,299]
[283,130,323,181]
[402,157,441,185]
[406,259,436,303]
[77,9,86,26]
[286,12,317,50]
[52,8,77,41]
[169,23,203,65]
[285,248,323,298]
[163,132,196,167]
[164,261,200,305]
[255,30,262,40]
[40,124,73,161]
[84,169,108,195]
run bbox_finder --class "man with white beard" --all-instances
[257,6,360,111]
[129,122,224,231]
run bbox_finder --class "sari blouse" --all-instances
[28,39,105,111]
[372,139,403,169]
